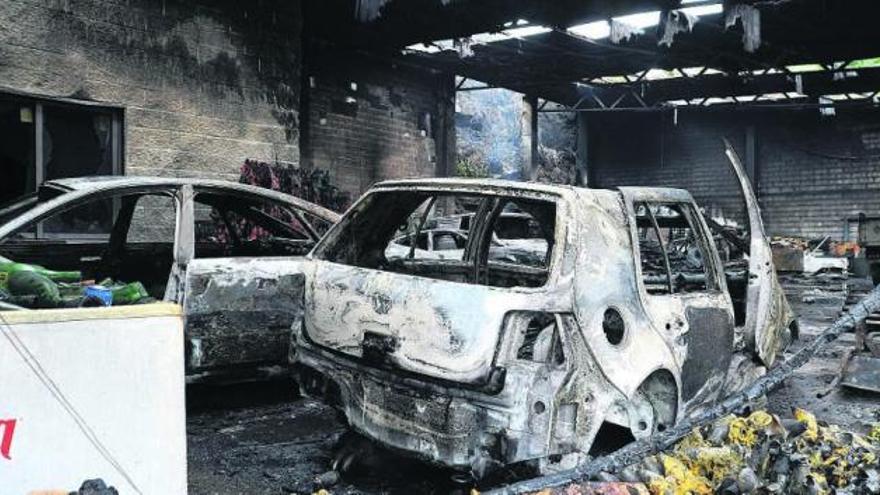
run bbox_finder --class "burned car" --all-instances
[0,177,338,382]
[292,145,796,478]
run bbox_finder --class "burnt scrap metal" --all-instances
[842,354,880,393]
[839,320,880,394]
[487,284,880,495]
[657,9,697,48]
[725,3,761,53]
[183,258,307,380]
[528,481,650,494]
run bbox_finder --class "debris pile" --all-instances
[601,409,880,495]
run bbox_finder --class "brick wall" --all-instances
[758,109,880,239]
[589,111,747,225]
[588,108,880,240]
[0,0,302,181]
[302,45,455,197]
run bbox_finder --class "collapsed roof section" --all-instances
[308,0,880,109]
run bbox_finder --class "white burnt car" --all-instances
[292,147,796,477]
[0,177,338,382]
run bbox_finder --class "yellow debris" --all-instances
[808,472,830,495]
[748,410,774,429]
[689,447,744,483]
[727,417,758,447]
[647,475,675,495]
[676,430,707,450]
[630,408,880,495]
[869,423,880,443]
[725,410,784,447]
[643,454,714,495]
[794,408,819,442]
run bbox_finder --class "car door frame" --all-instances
[723,138,795,366]
[176,186,323,376]
[622,189,736,412]
[99,187,184,292]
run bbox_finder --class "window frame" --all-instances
[313,187,561,289]
[0,91,124,203]
[35,100,125,186]
[1,92,125,241]
[632,200,721,297]
[190,187,323,260]
[0,186,179,247]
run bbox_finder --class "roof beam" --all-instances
[589,66,880,105]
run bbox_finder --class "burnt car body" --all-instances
[0,177,339,383]
[292,147,795,477]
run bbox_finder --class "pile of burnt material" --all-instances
[595,409,880,495]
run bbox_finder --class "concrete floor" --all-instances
[768,272,880,433]
[187,273,880,495]
[186,384,458,494]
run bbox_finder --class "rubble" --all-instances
[535,145,576,185]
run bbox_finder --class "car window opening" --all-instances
[194,192,317,259]
[516,313,565,365]
[318,190,557,288]
[0,191,176,310]
[635,202,714,295]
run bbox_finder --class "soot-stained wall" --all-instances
[588,108,880,240]
[0,0,303,180]
[301,45,456,197]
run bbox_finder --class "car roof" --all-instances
[372,177,691,199]
[42,176,340,222]
[372,177,578,195]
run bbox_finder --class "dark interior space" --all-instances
[0,97,35,205]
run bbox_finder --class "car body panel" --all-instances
[305,260,565,385]
[305,183,573,385]
[184,257,306,375]
[723,140,795,366]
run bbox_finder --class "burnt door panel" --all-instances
[723,139,794,366]
[628,197,736,411]
[183,258,305,372]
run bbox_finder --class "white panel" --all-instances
[0,305,186,494]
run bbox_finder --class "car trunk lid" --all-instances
[304,261,536,385]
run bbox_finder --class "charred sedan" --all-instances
[0,177,338,383]
[292,147,796,478]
